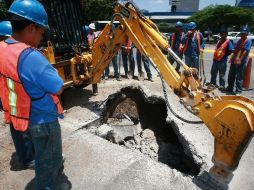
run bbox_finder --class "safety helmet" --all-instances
[0,21,12,37]
[188,22,197,30]
[175,21,183,28]
[89,23,95,30]
[241,25,249,34]
[8,0,49,29]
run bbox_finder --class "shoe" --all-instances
[148,77,154,82]
[127,71,134,79]
[138,72,145,81]
[104,76,108,80]
[116,76,122,81]
[235,90,242,94]
[218,86,225,91]
[23,160,35,170]
[226,91,236,95]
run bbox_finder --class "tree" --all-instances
[82,0,118,23]
[187,5,254,33]
[0,2,7,20]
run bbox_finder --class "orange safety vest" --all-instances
[233,38,248,64]
[0,41,63,132]
[214,39,230,61]
[171,32,184,49]
[125,38,132,54]
[182,31,201,54]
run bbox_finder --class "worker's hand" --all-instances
[236,58,242,65]
[199,49,204,53]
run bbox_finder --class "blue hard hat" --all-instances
[241,25,249,34]
[188,22,197,30]
[8,0,49,29]
[175,21,183,28]
[0,21,12,36]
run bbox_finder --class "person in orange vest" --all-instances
[121,37,135,78]
[0,0,67,189]
[0,20,36,170]
[225,26,252,95]
[181,22,205,70]
[168,21,184,73]
[209,28,234,90]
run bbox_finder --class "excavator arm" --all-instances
[68,2,254,183]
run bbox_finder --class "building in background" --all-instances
[169,0,199,12]
[236,0,254,8]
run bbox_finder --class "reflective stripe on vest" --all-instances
[183,31,201,54]
[7,78,18,116]
[214,39,230,61]
[0,40,63,131]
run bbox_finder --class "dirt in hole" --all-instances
[88,87,201,176]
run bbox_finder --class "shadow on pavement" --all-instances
[25,172,72,190]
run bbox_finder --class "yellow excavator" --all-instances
[44,2,253,185]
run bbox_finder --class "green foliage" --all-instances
[0,2,8,20]
[82,0,118,23]
[187,5,254,33]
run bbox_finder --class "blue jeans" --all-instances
[210,60,227,87]
[184,55,199,70]
[10,123,34,166]
[227,62,246,92]
[104,55,119,77]
[136,50,152,78]
[121,49,135,75]
[28,120,63,190]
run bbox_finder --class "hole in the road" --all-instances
[87,87,201,176]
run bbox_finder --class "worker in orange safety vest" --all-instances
[209,28,234,90]
[225,25,252,95]
[0,0,67,189]
[0,20,36,171]
[180,22,205,70]
[168,21,185,73]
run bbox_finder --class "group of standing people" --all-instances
[168,20,252,95]
[209,25,252,94]
[85,23,154,82]
[168,21,205,73]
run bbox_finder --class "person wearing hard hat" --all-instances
[225,26,252,95]
[87,22,96,48]
[0,0,66,189]
[209,27,234,90]
[168,21,185,73]
[180,22,205,70]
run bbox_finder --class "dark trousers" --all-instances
[167,51,183,73]
[10,123,34,166]
[104,55,119,77]
[121,49,135,75]
[210,60,227,87]
[28,120,63,189]
[185,55,199,70]
[136,50,152,78]
[227,62,246,92]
